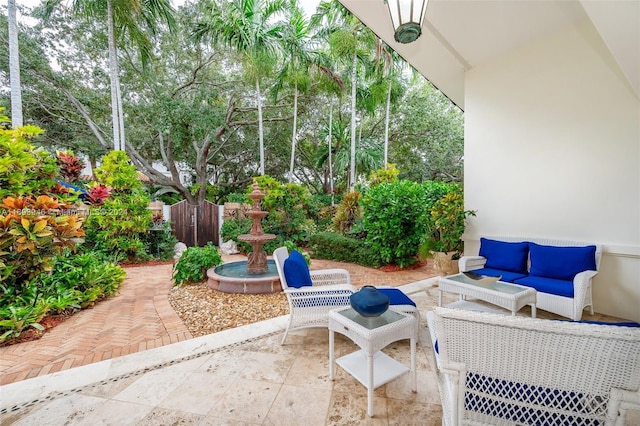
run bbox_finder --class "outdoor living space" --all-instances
[1,256,638,425]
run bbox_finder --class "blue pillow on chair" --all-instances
[478,238,529,273]
[283,250,313,288]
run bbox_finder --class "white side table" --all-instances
[328,307,417,417]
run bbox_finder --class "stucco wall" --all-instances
[463,20,640,322]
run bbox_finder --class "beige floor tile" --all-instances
[326,391,388,425]
[157,371,234,415]
[283,353,333,390]
[111,358,200,406]
[90,399,156,425]
[386,398,442,426]
[12,394,113,426]
[207,378,280,423]
[138,407,206,425]
[264,384,332,426]
[236,351,294,383]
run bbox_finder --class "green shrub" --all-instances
[332,190,362,234]
[82,151,153,263]
[309,232,383,268]
[0,112,57,199]
[172,243,223,286]
[0,303,48,342]
[362,180,431,267]
[420,187,476,257]
[39,251,126,311]
[220,217,252,252]
[142,221,179,261]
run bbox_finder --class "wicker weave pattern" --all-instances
[426,307,640,426]
[273,247,354,344]
[459,237,603,320]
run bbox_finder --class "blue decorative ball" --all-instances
[350,286,390,317]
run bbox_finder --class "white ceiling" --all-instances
[339,0,640,109]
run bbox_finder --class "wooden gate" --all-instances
[170,200,219,247]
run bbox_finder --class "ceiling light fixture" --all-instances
[385,0,429,44]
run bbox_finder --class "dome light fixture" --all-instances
[385,0,429,44]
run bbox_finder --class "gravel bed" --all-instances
[168,283,289,337]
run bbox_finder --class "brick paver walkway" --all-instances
[0,256,437,386]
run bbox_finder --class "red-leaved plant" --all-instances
[56,151,85,183]
[84,184,111,206]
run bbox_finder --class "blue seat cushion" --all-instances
[515,275,574,298]
[378,288,416,307]
[283,250,313,288]
[478,238,529,274]
[471,268,528,283]
[571,319,640,328]
[529,243,597,281]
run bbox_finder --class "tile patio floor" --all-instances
[0,256,638,425]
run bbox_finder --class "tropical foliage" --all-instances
[0,118,126,344]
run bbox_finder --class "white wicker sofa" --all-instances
[459,237,602,320]
[426,307,640,426]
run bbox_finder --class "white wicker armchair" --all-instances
[273,247,355,345]
[426,307,640,426]
[459,237,603,320]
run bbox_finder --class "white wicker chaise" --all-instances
[426,307,640,426]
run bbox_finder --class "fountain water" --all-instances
[207,182,281,294]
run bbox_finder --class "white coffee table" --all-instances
[328,307,417,417]
[439,272,537,317]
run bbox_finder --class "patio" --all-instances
[0,256,638,425]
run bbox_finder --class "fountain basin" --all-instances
[207,260,281,294]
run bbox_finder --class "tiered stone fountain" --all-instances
[207,182,281,294]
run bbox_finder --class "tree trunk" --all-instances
[329,99,334,207]
[384,82,392,168]
[256,78,265,175]
[288,82,298,182]
[107,0,121,151]
[349,51,357,191]
[7,0,23,127]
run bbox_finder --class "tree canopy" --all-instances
[0,0,464,202]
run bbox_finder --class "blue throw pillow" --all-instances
[478,238,529,273]
[529,243,596,281]
[283,250,313,288]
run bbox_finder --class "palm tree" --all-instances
[277,1,311,183]
[43,0,175,151]
[311,0,375,191]
[194,0,287,176]
[374,41,406,168]
[7,0,23,127]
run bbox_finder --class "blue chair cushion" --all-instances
[470,268,528,283]
[478,238,529,273]
[378,288,416,307]
[529,243,597,281]
[283,250,312,288]
[515,275,574,298]
[571,319,640,328]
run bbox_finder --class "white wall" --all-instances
[463,20,640,322]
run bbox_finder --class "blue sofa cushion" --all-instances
[378,288,416,307]
[479,238,529,273]
[471,268,528,283]
[515,275,574,298]
[283,250,313,288]
[529,243,597,281]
